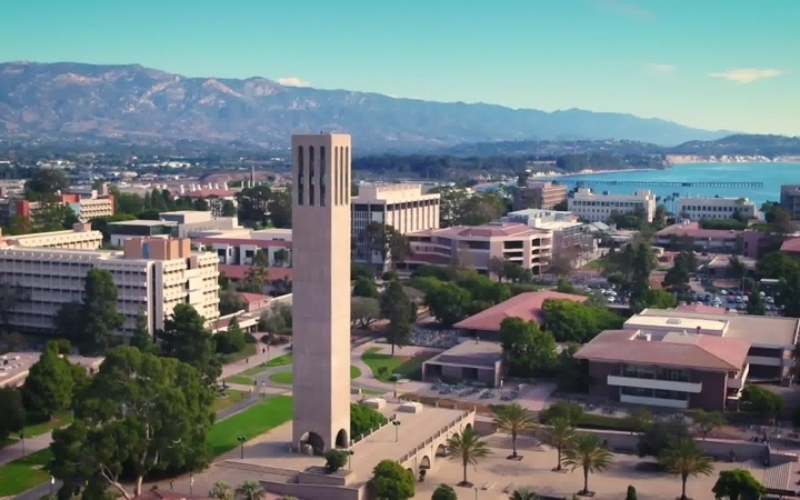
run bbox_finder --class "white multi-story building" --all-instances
[568,188,657,223]
[0,237,219,336]
[351,183,441,270]
[0,224,102,250]
[676,197,758,221]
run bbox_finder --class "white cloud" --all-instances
[708,68,782,84]
[277,77,311,87]
[649,63,676,74]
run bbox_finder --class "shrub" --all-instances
[625,485,637,500]
[431,483,458,500]
[244,332,257,344]
[353,278,379,298]
[539,401,584,425]
[325,449,349,473]
[382,270,399,281]
[351,403,388,438]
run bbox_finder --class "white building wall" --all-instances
[676,197,758,221]
[568,189,657,223]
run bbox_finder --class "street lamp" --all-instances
[346,449,355,469]
[474,486,479,500]
[391,420,402,443]
[189,474,194,496]
[19,430,25,456]
[237,435,247,459]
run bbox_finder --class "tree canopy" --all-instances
[541,299,623,343]
[498,317,557,377]
[157,303,221,384]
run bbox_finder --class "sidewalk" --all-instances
[0,431,52,467]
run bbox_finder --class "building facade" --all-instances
[351,183,440,270]
[504,208,588,253]
[195,228,292,267]
[0,224,102,250]
[568,188,656,223]
[513,181,568,210]
[290,133,352,453]
[780,184,800,219]
[676,197,758,221]
[0,237,219,336]
[404,222,552,275]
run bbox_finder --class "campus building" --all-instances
[0,223,102,250]
[780,184,800,219]
[0,237,220,335]
[676,197,759,221]
[653,221,765,258]
[403,221,552,275]
[574,308,799,410]
[107,211,239,246]
[568,188,657,223]
[503,208,590,253]
[512,181,568,210]
[351,183,440,270]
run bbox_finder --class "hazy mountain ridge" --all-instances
[0,61,729,150]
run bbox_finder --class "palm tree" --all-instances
[493,403,537,459]
[545,417,575,471]
[561,433,613,495]
[234,481,266,500]
[445,426,491,487]
[659,437,714,500]
[208,481,233,500]
[510,488,539,500]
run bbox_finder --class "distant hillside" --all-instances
[670,134,800,157]
[0,61,729,150]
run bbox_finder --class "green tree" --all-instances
[273,248,290,267]
[741,385,783,420]
[220,199,238,217]
[662,251,696,294]
[351,403,388,437]
[379,280,413,355]
[498,317,557,376]
[625,485,637,500]
[235,481,266,500]
[539,401,584,425]
[216,318,246,354]
[756,251,800,280]
[268,190,292,228]
[370,459,415,500]
[636,289,677,311]
[0,387,25,441]
[431,483,458,500]
[208,481,234,500]
[545,417,575,471]
[541,299,623,343]
[493,403,538,459]
[509,488,539,500]
[157,303,222,384]
[561,433,613,495]
[712,469,766,500]
[660,437,714,500]
[351,296,382,329]
[239,250,270,293]
[21,341,75,420]
[80,269,126,353]
[638,421,691,458]
[24,168,69,200]
[625,407,653,434]
[692,410,726,440]
[129,309,155,354]
[50,346,214,499]
[747,291,765,315]
[353,278,379,298]
[445,426,491,487]
[424,281,471,327]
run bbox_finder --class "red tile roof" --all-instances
[781,238,800,253]
[574,329,750,371]
[238,292,272,304]
[182,188,238,199]
[411,222,549,240]
[218,264,292,282]
[199,237,292,249]
[655,222,742,239]
[453,291,587,332]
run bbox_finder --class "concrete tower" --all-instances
[291,133,352,454]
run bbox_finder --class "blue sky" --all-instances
[1,0,798,135]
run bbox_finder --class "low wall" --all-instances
[261,480,365,500]
[297,467,350,486]
[580,429,799,462]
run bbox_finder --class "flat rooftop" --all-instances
[426,340,502,369]
[108,219,177,227]
[624,315,728,335]
[637,308,800,348]
[0,351,104,387]
[226,402,467,487]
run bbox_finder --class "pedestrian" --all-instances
[169,481,174,491]
[246,357,249,364]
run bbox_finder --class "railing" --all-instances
[398,409,474,464]
[352,413,399,445]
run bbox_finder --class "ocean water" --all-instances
[556,162,800,206]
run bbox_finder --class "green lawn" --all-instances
[219,343,258,365]
[268,365,361,384]
[0,449,52,497]
[211,389,248,413]
[265,353,293,367]
[24,413,74,438]
[225,375,255,386]
[206,396,293,456]
[583,259,606,270]
[361,347,429,382]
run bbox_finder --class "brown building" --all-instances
[513,181,568,210]
[574,329,751,411]
[422,341,504,387]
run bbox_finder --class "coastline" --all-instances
[532,168,658,179]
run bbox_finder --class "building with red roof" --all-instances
[403,221,553,276]
[653,222,765,258]
[453,290,587,334]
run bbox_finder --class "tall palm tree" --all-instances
[234,481,266,500]
[659,437,714,500]
[510,487,539,500]
[493,403,537,459]
[446,426,491,486]
[561,433,613,495]
[208,481,233,500]
[545,417,575,471]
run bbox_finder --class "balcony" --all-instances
[607,375,702,393]
[619,394,689,410]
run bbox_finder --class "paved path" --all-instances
[0,431,53,467]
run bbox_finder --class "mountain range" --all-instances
[0,61,731,151]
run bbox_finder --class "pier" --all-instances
[553,180,763,189]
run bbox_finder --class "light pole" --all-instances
[347,449,355,469]
[189,474,194,496]
[474,486,479,500]
[20,431,25,456]
[392,420,401,443]
[49,475,55,495]
[237,435,247,459]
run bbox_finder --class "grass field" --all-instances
[211,389,248,413]
[265,353,293,367]
[0,412,75,452]
[219,343,257,364]
[0,449,52,497]
[268,365,361,384]
[206,396,293,456]
[361,347,429,382]
[224,375,255,386]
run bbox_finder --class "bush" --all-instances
[215,328,246,354]
[539,401,584,425]
[325,449,349,473]
[637,421,690,458]
[625,485,637,500]
[351,403,388,438]
[431,483,458,500]
[244,332,257,344]
[382,270,399,281]
[353,278,379,298]
[55,339,72,355]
